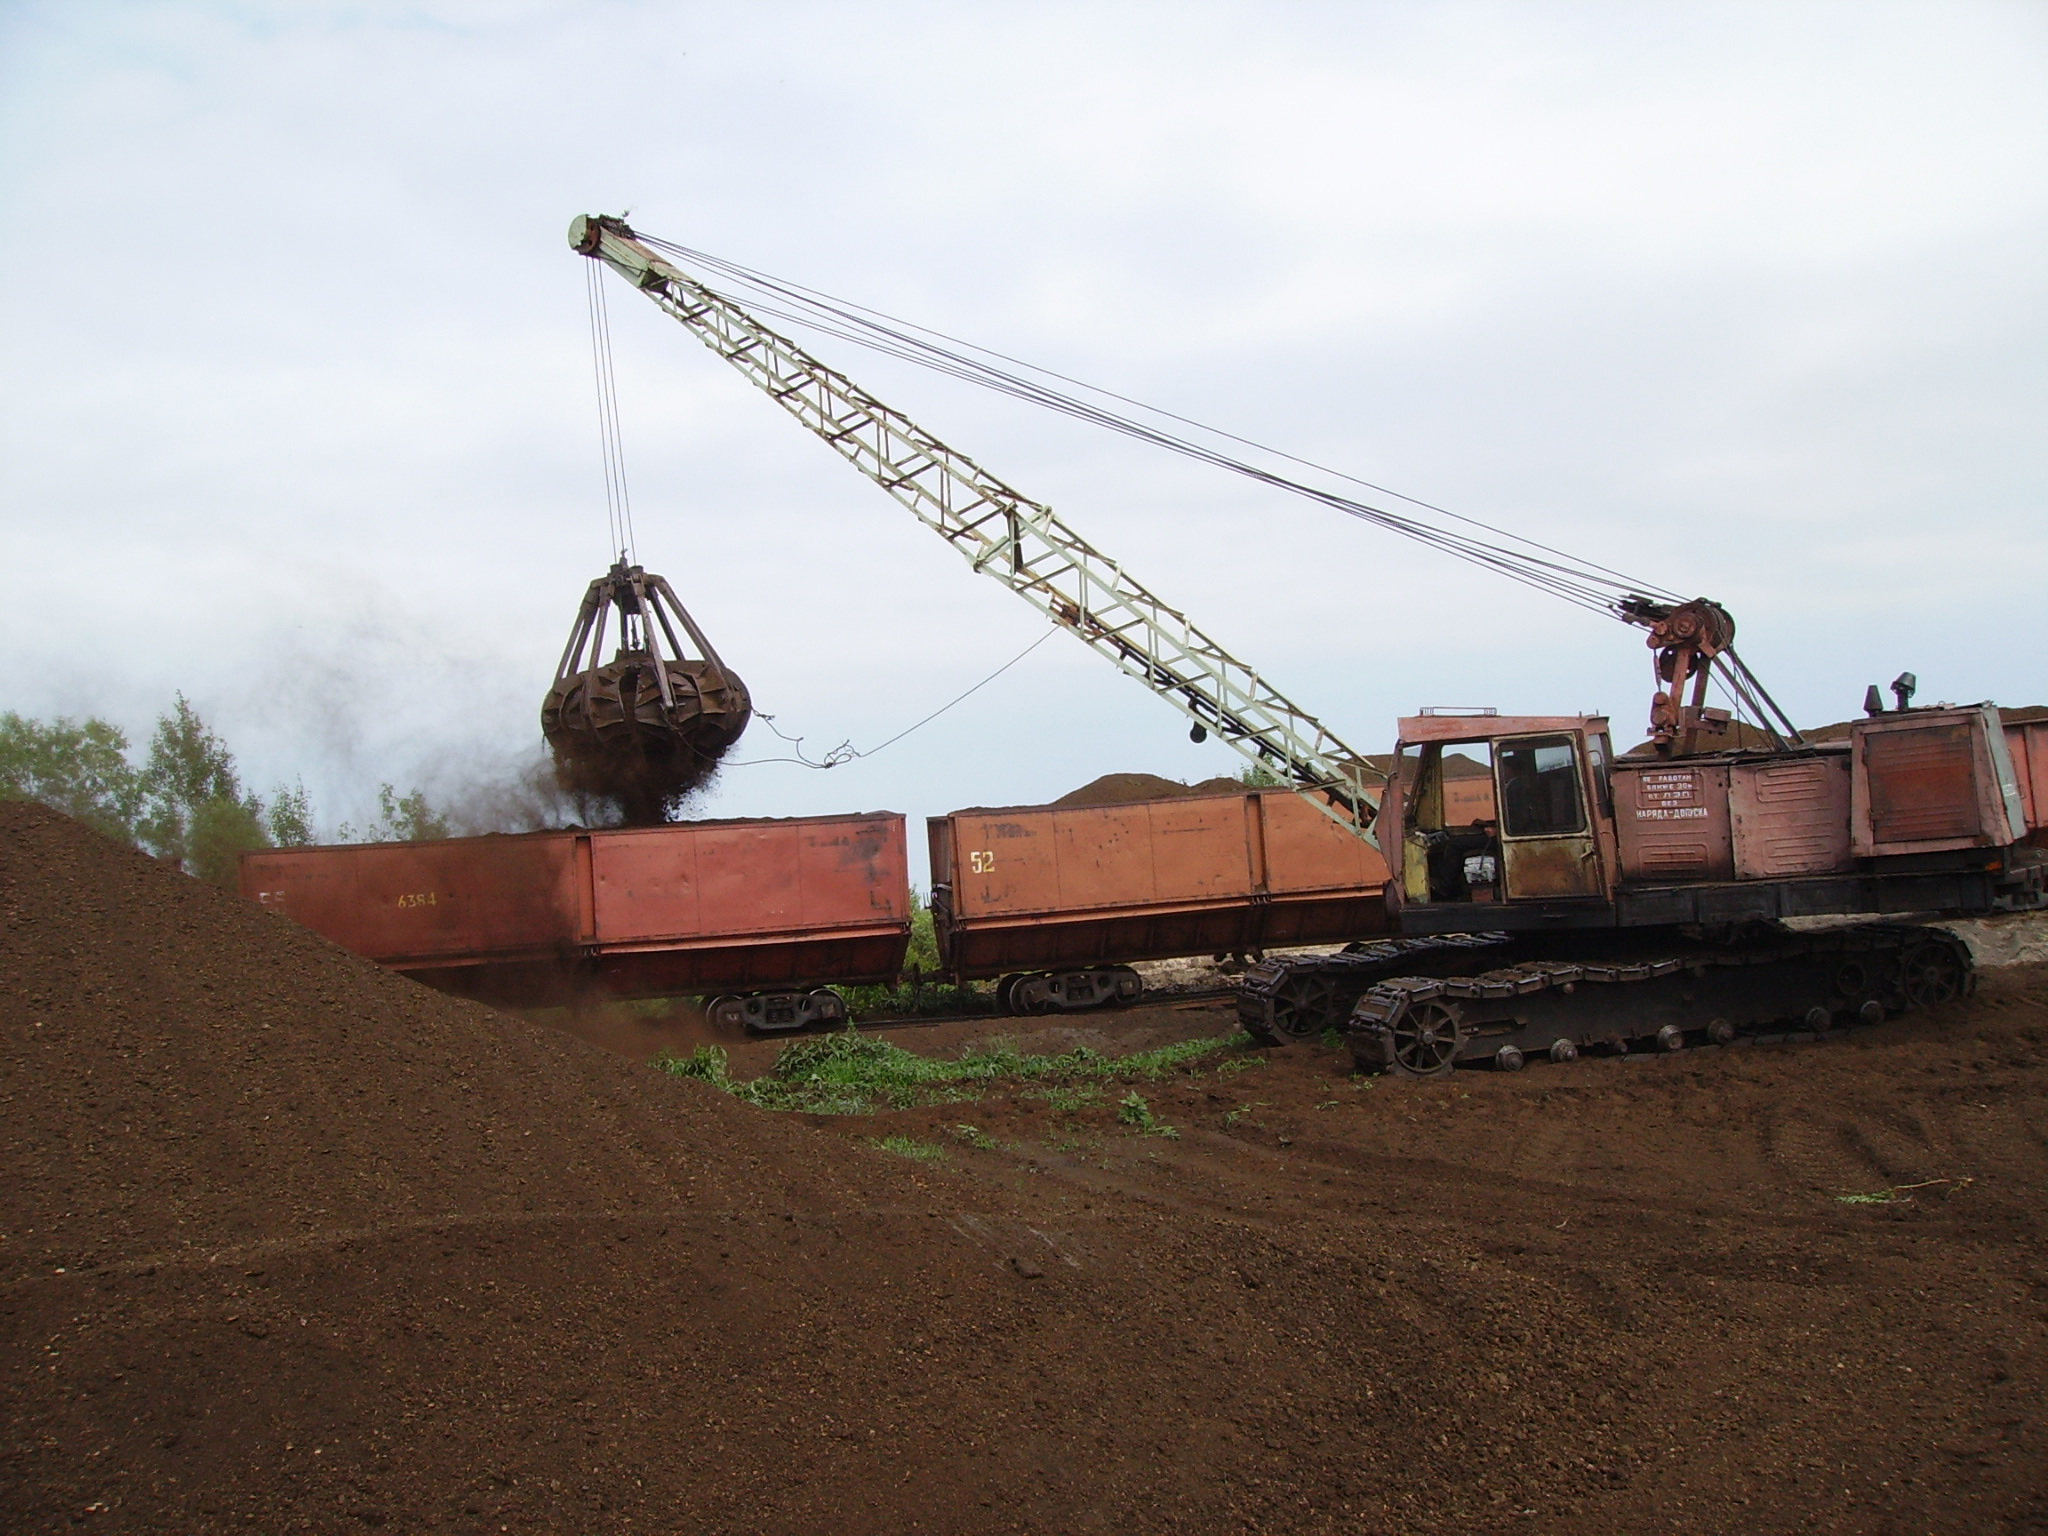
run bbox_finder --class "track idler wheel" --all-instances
[1899,940,1968,1009]
[1383,999,1465,1079]
[1263,968,1346,1043]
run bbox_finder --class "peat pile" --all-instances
[4,798,2047,1534]
[1053,771,1246,807]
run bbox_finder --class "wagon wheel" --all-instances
[1899,943,1966,1009]
[1384,999,1466,1078]
[1266,970,1344,1042]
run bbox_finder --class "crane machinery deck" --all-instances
[566,212,2046,1067]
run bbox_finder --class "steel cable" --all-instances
[584,260,638,563]
[636,234,1679,615]
[725,628,1059,769]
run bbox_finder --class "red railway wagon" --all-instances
[928,789,1393,1012]
[238,812,911,1024]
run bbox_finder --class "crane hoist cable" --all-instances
[630,231,1682,618]
[584,256,638,563]
[628,230,1802,752]
[573,213,1802,809]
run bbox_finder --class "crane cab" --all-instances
[1379,705,2045,935]
[1380,714,1621,932]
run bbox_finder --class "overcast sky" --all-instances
[3,1,2044,870]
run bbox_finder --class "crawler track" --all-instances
[1347,921,1974,1075]
[1237,933,1518,1043]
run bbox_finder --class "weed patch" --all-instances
[655,1028,1250,1115]
[1117,1091,1179,1139]
[1039,1084,1105,1113]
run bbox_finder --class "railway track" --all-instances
[842,986,1240,1033]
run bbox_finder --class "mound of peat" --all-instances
[4,799,2047,1534]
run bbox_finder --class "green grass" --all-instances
[654,1028,1251,1116]
[870,1135,948,1162]
[1037,1084,1105,1113]
[949,1122,998,1150]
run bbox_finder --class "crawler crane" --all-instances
[569,214,2046,1071]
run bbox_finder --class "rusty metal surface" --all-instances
[1729,753,1853,879]
[238,813,910,1004]
[2008,722,2048,844]
[929,791,1391,979]
[591,815,906,943]
[1499,837,1603,898]
[1612,760,1734,882]
[1851,707,2015,856]
[542,560,752,823]
[240,835,586,967]
[1397,714,1602,746]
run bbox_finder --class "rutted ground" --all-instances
[3,799,2043,1534]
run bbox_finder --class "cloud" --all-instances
[1,0,2043,879]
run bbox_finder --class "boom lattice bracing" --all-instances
[569,214,1379,836]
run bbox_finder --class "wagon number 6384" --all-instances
[968,850,995,874]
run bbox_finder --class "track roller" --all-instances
[1705,1018,1736,1046]
[1858,999,1887,1025]
[1655,1024,1685,1052]
[1548,1039,1579,1065]
[1804,1006,1833,1034]
[1494,1044,1525,1072]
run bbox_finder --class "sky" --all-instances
[2,0,2044,876]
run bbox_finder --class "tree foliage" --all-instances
[267,779,316,848]
[136,694,269,881]
[5,695,477,873]
[338,783,451,844]
[0,712,146,842]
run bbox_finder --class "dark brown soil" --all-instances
[1051,771,1248,806]
[4,799,2045,1534]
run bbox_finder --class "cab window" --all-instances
[1497,736,1586,838]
